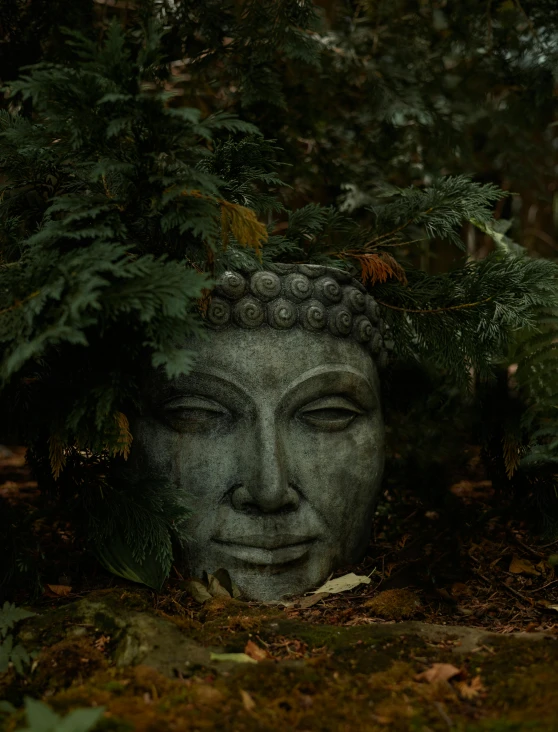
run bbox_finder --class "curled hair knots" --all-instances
[206,297,231,327]
[328,305,353,337]
[250,271,281,301]
[313,276,342,304]
[216,271,247,300]
[268,262,296,274]
[299,299,327,331]
[297,264,326,278]
[268,298,297,329]
[233,297,265,329]
[284,272,312,302]
[365,298,381,324]
[369,330,384,356]
[344,287,366,313]
[352,315,373,343]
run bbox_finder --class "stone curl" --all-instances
[206,297,231,327]
[250,271,281,301]
[206,263,392,368]
[233,297,265,329]
[216,271,247,300]
[299,299,327,331]
[268,298,297,329]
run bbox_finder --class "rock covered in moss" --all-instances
[364,589,421,620]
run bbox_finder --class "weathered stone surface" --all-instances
[18,594,242,677]
[130,264,389,601]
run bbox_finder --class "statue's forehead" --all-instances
[178,326,379,398]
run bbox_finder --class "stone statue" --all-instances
[131,264,390,601]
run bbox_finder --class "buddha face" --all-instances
[132,327,384,601]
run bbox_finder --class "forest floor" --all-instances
[2,445,558,731]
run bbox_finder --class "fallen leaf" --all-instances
[240,689,256,711]
[244,640,268,661]
[415,663,461,684]
[455,675,485,700]
[509,556,539,576]
[193,684,224,704]
[207,574,232,599]
[186,580,213,604]
[451,582,471,597]
[297,592,330,608]
[45,584,72,597]
[209,652,257,664]
[213,568,242,598]
[312,573,371,595]
[94,635,111,651]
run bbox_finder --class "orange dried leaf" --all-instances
[455,675,485,700]
[45,584,72,597]
[48,433,66,480]
[220,200,267,256]
[112,411,133,460]
[94,634,111,651]
[240,689,256,711]
[244,640,268,661]
[297,592,330,609]
[197,288,212,316]
[509,556,540,576]
[451,582,471,598]
[415,663,461,684]
[353,252,408,286]
[193,684,225,705]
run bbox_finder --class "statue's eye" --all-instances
[161,396,230,432]
[298,397,364,431]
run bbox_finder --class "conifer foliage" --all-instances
[1,7,557,588]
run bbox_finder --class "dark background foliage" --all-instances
[1,0,557,592]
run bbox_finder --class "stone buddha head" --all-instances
[131,264,390,601]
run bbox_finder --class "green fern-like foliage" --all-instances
[0,20,273,587]
[0,602,35,675]
[500,308,558,533]
[18,697,104,732]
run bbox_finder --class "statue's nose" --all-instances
[231,417,299,514]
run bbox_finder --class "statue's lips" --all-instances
[212,535,317,566]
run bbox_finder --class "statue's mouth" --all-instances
[212,535,317,565]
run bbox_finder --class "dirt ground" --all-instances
[2,445,558,730]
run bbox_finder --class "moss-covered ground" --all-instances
[1,590,558,731]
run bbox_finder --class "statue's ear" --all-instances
[94,530,167,592]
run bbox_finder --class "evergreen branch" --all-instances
[376,295,495,315]
[0,290,40,317]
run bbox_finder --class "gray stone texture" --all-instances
[131,265,390,600]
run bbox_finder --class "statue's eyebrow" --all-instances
[156,369,254,404]
[279,365,378,407]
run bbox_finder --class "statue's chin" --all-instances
[188,540,340,602]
